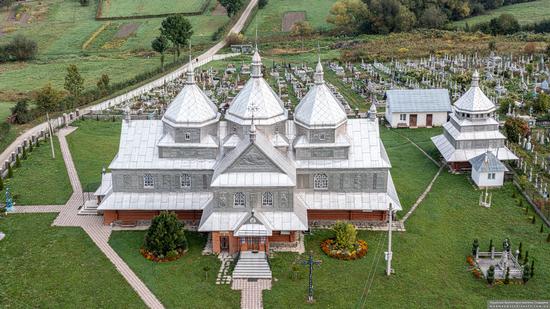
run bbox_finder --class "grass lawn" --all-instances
[0,0,228,95]
[109,231,241,308]
[0,214,146,308]
[265,128,550,308]
[1,136,72,205]
[246,0,336,36]
[380,127,439,215]
[100,0,208,18]
[67,119,121,192]
[0,101,15,121]
[452,0,550,28]
[390,127,443,161]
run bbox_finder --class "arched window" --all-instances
[262,192,273,207]
[313,173,328,190]
[143,174,154,188]
[234,192,246,207]
[180,174,191,188]
[184,132,191,141]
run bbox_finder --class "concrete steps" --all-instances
[232,251,272,280]
[78,200,99,216]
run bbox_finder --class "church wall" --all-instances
[158,146,218,159]
[455,139,504,150]
[226,145,283,173]
[111,170,213,192]
[295,169,388,192]
[295,147,349,160]
[102,210,202,225]
[174,127,201,143]
[212,189,293,210]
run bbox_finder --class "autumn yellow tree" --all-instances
[327,0,370,34]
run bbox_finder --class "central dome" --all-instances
[225,48,287,126]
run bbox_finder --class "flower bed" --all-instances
[140,247,187,262]
[320,238,368,260]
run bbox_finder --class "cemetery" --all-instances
[1,36,550,309]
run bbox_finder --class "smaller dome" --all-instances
[454,71,495,114]
[162,82,219,127]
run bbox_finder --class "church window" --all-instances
[313,173,328,190]
[185,132,191,140]
[399,114,406,121]
[180,174,191,188]
[319,133,326,141]
[143,174,154,188]
[234,192,246,207]
[262,192,273,207]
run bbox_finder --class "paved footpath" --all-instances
[15,128,165,309]
[232,279,272,309]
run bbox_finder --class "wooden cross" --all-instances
[301,250,322,303]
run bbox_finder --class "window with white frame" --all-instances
[319,133,326,141]
[399,114,406,121]
[262,192,273,207]
[313,173,328,190]
[180,174,191,188]
[234,192,246,207]
[184,132,191,141]
[143,174,154,188]
[488,173,496,180]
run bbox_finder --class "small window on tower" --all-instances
[234,192,246,207]
[180,174,191,188]
[185,132,191,141]
[262,192,273,207]
[143,174,154,188]
[313,173,328,190]
[319,133,326,141]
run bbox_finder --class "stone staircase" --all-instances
[232,251,272,280]
[78,199,99,215]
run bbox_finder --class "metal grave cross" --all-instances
[301,250,322,303]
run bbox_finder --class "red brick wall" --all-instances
[102,210,203,225]
[307,210,387,222]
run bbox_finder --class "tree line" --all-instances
[327,0,536,34]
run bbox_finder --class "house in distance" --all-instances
[384,89,451,128]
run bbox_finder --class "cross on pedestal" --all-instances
[301,250,322,303]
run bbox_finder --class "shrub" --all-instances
[15,155,20,168]
[143,211,187,259]
[333,221,357,251]
[226,32,244,45]
[10,99,33,124]
[258,0,268,9]
[0,176,3,191]
[21,146,27,160]
[547,233,550,243]
[79,0,89,6]
[7,164,13,178]
[2,35,38,61]
[541,224,545,233]
[530,260,535,278]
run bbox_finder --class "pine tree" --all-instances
[64,64,84,105]
[547,233,550,243]
[523,250,529,265]
[29,141,33,153]
[531,215,536,224]
[541,224,545,233]
[472,239,480,256]
[518,242,523,259]
[522,265,531,283]
[35,139,40,147]
[488,239,493,251]
[0,176,4,191]
[143,211,187,258]
[7,164,13,178]
[15,155,21,168]
[21,146,27,160]
[530,260,535,277]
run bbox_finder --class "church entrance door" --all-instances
[220,236,229,252]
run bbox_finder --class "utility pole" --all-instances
[46,112,55,159]
[385,203,393,276]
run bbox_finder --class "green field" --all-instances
[110,231,241,308]
[0,214,146,308]
[0,0,228,95]
[66,119,121,192]
[1,136,72,205]
[99,0,208,18]
[452,0,550,28]
[245,0,336,36]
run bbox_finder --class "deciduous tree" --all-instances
[35,84,63,112]
[151,35,169,70]
[160,15,193,60]
[219,0,243,17]
[64,64,84,104]
[327,0,370,34]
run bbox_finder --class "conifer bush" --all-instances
[487,265,495,285]
[142,211,187,260]
[15,155,21,168]
[333,221,357,251]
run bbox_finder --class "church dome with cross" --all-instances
[225,47,288,126]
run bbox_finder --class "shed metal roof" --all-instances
[386,89,451,113]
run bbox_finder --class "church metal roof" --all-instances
[431,134,518,163]
[225,78,287,126]
[469,151,508,173]
[454,71,495,114]
[294,61,348,129]
[97,191,213,210]
[386,89,451,113]
[162,84,219,128]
